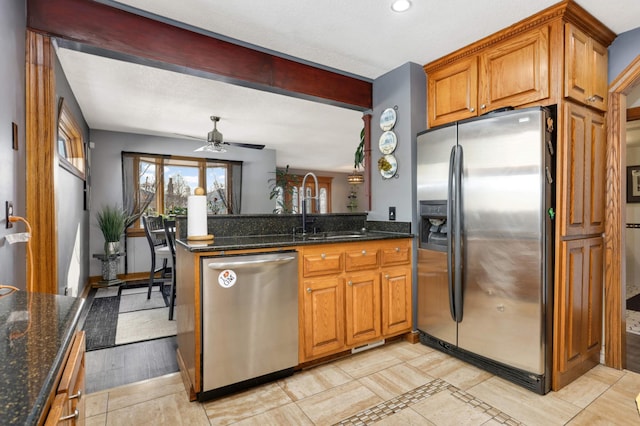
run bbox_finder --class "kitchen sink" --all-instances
[304,231,368,240]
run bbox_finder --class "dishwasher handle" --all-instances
[206,255,296,270]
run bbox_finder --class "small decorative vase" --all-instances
[104,241,120,256]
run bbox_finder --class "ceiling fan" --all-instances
[193,116,265,152]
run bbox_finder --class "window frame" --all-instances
[122,151,241,237]
[57,99,85,180]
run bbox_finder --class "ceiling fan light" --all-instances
[197,143,227,153]
[391,0,411,12]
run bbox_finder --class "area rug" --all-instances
[84,296,120,351]
[84,284,176,351]
[628,293,640,312]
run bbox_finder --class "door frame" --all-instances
[604,55,640,369]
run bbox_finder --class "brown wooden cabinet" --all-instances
[302,275,345,359]
[559,102,606,237]
[381,266,412,336]
[564,23,608,111]
[553,236,603,390]
[427,26,550,127]
[299,239,413,362]
[345,271,381,346]
[44,330,86,425]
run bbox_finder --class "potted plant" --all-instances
[96,204,130,255]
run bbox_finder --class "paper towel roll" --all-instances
[187,195,208,238]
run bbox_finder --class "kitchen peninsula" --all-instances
[0,291,85,425]
[173,213,414,401]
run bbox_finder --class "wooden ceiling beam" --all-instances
[27,0,372,111]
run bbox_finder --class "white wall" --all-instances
[88,130,276,276]
[288,167,365,213]
[0,0,26,289]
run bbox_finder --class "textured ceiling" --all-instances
[58,0,640,172]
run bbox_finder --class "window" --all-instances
[57,99,85,179]
[122,152,242,233]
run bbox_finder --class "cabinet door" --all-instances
[479,26,550,113]
[302,248,343,277]
[427,56,478,127]
[381,267,412,336]
[345,272,381,345]
[559,102,605,237]
[553,237,603,390]
[564,24,608,111]
[345,246,379,272]
[380,240,411,267]
[302,276,345,360]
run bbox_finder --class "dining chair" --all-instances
[142,215,172,300]
[163,218,177,320]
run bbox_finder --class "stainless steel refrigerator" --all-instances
[416,106,554,394]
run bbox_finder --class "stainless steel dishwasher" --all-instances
[200,250,298,400]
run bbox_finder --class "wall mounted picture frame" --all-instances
[627,165,640,203]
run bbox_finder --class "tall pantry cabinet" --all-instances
[422,0,615,391]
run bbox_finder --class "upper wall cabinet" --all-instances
[427,26,550,128]
[564,23,608,112]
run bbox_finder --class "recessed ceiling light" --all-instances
[391,0,412,12]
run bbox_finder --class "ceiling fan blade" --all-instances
[226,142,266,150]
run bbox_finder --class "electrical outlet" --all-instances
[389,206,396,221]
[5,201,13,229]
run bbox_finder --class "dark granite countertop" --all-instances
[177,230,414,252]
[0,291,84,425]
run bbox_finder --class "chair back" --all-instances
[163,218,176,258]
[142,215,166,249]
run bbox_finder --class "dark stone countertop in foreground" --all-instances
[0,291,84,425]
[177,230,414,252]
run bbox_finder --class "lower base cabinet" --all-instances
[553,236,603,390]
[45,330,86,425]
[300,239,413,363]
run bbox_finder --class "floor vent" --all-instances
[351,339,385,354]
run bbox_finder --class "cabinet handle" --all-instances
[321,253,326,260]
[306,288,312,293]
[469,107,475,113]
[348,281,353,286]
[362,250,366,255]
[385,274,390,279]
[480,104,486,109]
[59,409,79,422]
[69,390,82,400]
[395,247,400,252]
[587,95,596,102]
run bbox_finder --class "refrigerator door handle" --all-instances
[447,145,456,321]
[454,145,463,322]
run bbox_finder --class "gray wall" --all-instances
[370,62,427,225]
[55,51,91,296]
[608,27,640,83]
[0,1,26,289]
[88,130,276,276]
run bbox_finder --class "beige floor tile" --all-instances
[203,382,293,425]
[584,364,625,385]
[232,402,314,425]
[411,388,492,426]
[85,391,109,417]
[569,386,640,425]
[408,352,491,390]
[358,362,434,400]
[382,339,434,361]
[553,372,612,408]
[278,363,353,401]
[296,380,383,425]
[611,370,640,397]
[115,306,176,345]
[105,391,209,426]
[467,376,581,425]
[333,345,403,378]
[375,407,436,425]
[85,414,107,426]
[105,372,184,412]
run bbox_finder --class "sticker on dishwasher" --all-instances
[218,269,237,288]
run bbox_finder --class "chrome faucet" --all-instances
[301,172,319,235]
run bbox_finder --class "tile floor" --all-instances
[85,339,640,425]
